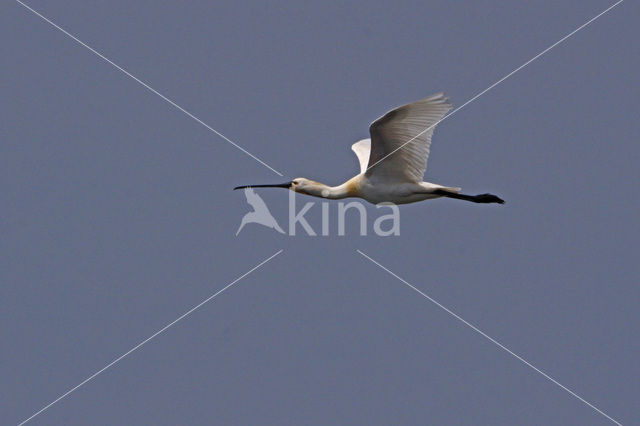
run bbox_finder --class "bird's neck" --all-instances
[301,176,360,200]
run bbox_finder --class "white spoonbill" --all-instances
[235,93,504,205]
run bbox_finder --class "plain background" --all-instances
[2,1,638,424]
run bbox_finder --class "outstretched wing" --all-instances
[351,139,371,174]
[367,93,452,182]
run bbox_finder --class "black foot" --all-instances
[433,189,505,205]
[474,193,505,204]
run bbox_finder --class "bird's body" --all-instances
[235,93,504,206]
[294,175,453,205]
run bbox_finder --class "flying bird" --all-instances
[235,93,504,205]
[236,188,285,235]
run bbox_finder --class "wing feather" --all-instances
[351,139,371,174]
[367,93,452,182]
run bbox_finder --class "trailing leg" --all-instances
[433,189,504,204]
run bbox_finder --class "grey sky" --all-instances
[2,1,638,424]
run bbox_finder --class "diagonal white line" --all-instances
[356,250,622,425]
[18,249,284,426]
[16,0,284,177]
[365,0,624,174]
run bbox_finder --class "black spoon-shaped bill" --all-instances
[234,182,292,190]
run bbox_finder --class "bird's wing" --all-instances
[351,139,371,174]
[367,93,452,182]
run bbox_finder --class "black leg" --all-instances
[433,189,504,204]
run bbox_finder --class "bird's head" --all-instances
[234,177,329,197]
[291,178,327,195]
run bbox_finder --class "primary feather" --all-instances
[365,92,452,182]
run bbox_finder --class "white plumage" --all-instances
[365,92,452,183]
[235,93,504,206]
